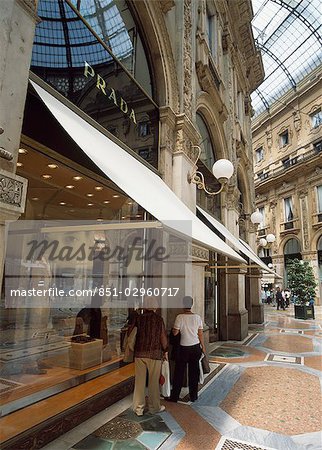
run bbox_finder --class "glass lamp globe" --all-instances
[251,211,263,224]
[268,263,273,268]
[266,233,276,243]
[212,159,234,180]
[259,238,267,247]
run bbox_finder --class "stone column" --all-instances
[0,0,38,288]
[246,267,264,323]
[227,264,248,340]
[218,254,229,341]
[245,224,264,324]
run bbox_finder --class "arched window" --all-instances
[196,113,215,170]
[284,238,301,256]
[71,0,153,97]
[195,113,220,219]
[284,238,302,286]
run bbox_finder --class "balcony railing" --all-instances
[280,218,300,233]
[255,145,322,183]
[312,212,322,227]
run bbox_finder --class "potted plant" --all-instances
[287,258,317,320]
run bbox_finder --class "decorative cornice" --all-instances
[0,170,28,213]
[159,0,175,14]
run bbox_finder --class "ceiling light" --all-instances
[136,214,141,217]
[97,218,104,222]
[59,202,66,206]
[31,197,39,201]
[86,193,94,197]
[42,174,52,179]
[113,194,120,198]
[65,185,74,189]
[103,200,110,204]
[48,164,58,169]
[87,203,94,206]
[94,186,103,191]
[16,162,23,167]
[18,148,28,154]
[121,216,126,219]
[72,176,83,181]
[128,201,133,205]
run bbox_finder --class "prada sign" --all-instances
[84,61,137,124]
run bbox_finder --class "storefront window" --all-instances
[0,140,149,414]
[31,0,159,169]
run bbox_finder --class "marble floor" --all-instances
[41,305,322,450]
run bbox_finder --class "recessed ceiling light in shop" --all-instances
[48,164,58,169]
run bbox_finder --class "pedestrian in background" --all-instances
[276,287,285,310]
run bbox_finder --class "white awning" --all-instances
[197,206,281,277]
[31,80,245,263]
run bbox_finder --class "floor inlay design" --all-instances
[72,409,172,450]
[265,354,303,364]
[210,347,249,358]
[0,378,23,393]
[216,437,276,450]
[280,329,304,334]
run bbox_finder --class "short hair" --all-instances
[143,296,159,310]
[182,296,193,309]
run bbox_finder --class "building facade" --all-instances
[0,0,265,446]
[252,66,322,301]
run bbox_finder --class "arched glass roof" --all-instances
[251,0,322,117]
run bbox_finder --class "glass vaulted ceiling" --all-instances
[251,0,322,117]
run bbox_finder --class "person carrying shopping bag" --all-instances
[131,296,168,416]
[166,296,206,403]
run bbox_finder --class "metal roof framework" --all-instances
[251,0,322,117]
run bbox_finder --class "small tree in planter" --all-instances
[287,258,317,319]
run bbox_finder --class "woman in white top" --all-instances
[167,296,205,402]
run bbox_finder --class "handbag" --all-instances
[201,353,210,374]
[123,326,137,363]
[160,360,171,397]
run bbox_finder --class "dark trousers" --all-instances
[171,344,202,401]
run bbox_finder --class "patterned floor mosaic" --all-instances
[72,410,172,450]
[40,306,322,450]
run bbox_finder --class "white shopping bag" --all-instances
[160,360,171,397]
[199,355,204,384]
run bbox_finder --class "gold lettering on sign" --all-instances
[108,88,118,106]
[129,109,137,124]
[83,61,137,124]
[96,74,107,95]
[84,61,95,78]
[120,98,128,113]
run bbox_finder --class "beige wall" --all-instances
[252,67,322,301]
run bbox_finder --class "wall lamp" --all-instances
[187,146,234,195]
[259,234,276,248]
[237,209,264,226]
